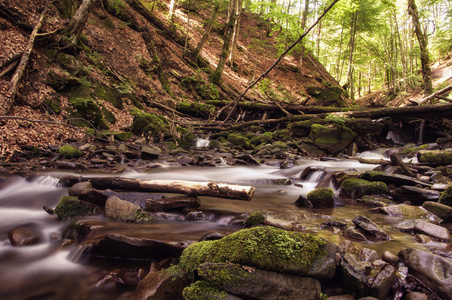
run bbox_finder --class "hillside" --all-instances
[0,0,348,159]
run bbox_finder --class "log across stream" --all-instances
[0,155,450,299]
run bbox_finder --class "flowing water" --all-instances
[0,154,449,299]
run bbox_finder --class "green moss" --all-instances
[227,133,251,149]
[59,145,82,159]
[173,226,327,281]
[112,131,133,141]
[176,102,217,118]
[243,211,266,227]
[176,126,195,148]
[54,196,101,220]
[45,97,62,114]
[439,185,452,206]
[102,107,116,124]
[307,188,334,207]
[182,280,228,300]
[131,111,170,138]
[341,178,388,196]
[68,96,109,129]
[197,263,251,288]
[250,132,273,146]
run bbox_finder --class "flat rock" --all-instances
[390,185,440,205]
[422,201,452,222]
[352,216,390,241]
[414,220,451,241]
[399,248,452,300]
[105,196,141,222]
[197,262,321,300]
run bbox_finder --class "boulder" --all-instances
[369,264,396,299]
[197,262,321,300]
[439,185,452,206]
[308,124,356,155]
[382,251,400,264]
[174,226,340,280]
[414,220,451,241]
[58,145,82,159]
[131,271,187,300]
[90,233,185,261]
[390,185,440,205]
[105,196,142,222]
[399,248,452,300]
[357,248,380,262]
[339,253,367,297]
[145,196,201,212]
[379,204,434,218]
[306,187,335,208]
[8,223,44,246]
[422,201,452,222]
[141,145,162,160]
[352,216,390,241]
[340,178,387,199]
[68,182,93,196]
[54,196,103,220]
[182,280,242,300]
[343,228,367,241]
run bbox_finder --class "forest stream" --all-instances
[1,150,450,299]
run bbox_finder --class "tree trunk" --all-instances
[191,3,219,62]
[1,4,47,116]
[60,177,256,201]
[168,0,177,21]
[210,0,238,84]
[228,0,243,66]
[65,0,95,46]
[407,0,432,95]
[298,0,310,69]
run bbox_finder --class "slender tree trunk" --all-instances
[183,0,190,56]
[228,0,243,66]
[407,0,432,95]
[65,0,95,46]
[168,0,177,21]
[298,0,310,69]
[346,11,357,99]
[192,3,220,62]
[211,0,238,84]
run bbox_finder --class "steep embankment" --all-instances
[0,0,346,159]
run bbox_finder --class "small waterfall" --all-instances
[306,170,325,183]
[67,243,93,263]
[195,137,210,148]
[29,175,62,187]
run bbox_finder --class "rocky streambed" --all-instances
[1,139,452,300]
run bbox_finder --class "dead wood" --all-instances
[60,176,256,201]
[1,4,47,116]
[390,153,415,177]
[416,83,452,105]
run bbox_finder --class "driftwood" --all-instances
[60,176,256,201]
[2,4,47,115]
[416,83,452,105]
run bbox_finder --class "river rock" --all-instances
[413,234,432,243]
[340,178,387,199]
[131,270,188,300]
[379,204,432,218]
[68,182,93,196]
[176,226,340,280]
[369,264,396,299]
[105,196,142,222]
[422,201,452,222]
[339,253,367,297]
[360,171,431,187]
[91,233,185,260]
[306,187,335,208]
[145,196,201,212]
[343,228,367,241]
[54,196,103,220]
[140,145,161,160]
[182,280,243,300]
[8,223,44,246]
[404,292,429,300]
[308,123,357,155]
[197,262,321,300]
[352,216,390,241]
[357,248,380,262]
[439,185,452,206]
[390,185,440,205]
[382,251,400,264]
[414,220,451,241]
[398,248,452,300]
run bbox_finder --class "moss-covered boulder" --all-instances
[306,187,335,208]
[68,96,109,129]
[131,111,170,139]
[250,132,273,146]
[172,226,339,280]
[227,133,251,149]
[56,53,83,75]
[309,124,356,154]
[176,102,217,118]
[182,280,229,300]
[243,211,266,227]
[439,185,452,206]
[176,126,195,149]
[58,145,82,159]
[306,85,346,106]
[54,196,102,220]
[340,178,387,199]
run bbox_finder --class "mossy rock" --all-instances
[439,185,452,206]
[309,124,356,155]
[68,96,109,129]
[340,178,387,199]
[307,188,334,208]
[182,280,228,300]
[45,97,62,114]
[94,86,124,109]
[176,102,217,118]
[227,133,251,149]
[53,0,76,19]
[171,226,338,281]
[273,129,291,141]
[176,126,195,149]
[131,111,170,138]
[59,145,82,159]
[56,53,83,76]
[306,85,346,106]
[243,211,266,227]
[55,196,102,220]
[270,141,288,150]
[112,131,133,141]
[250,132,273,146]
[101,107,116,124]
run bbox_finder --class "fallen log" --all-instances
[417,150,452,165]
[60,176,255,201]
